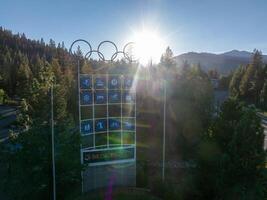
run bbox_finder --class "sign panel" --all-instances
[79,74,136,166]
[94,91,107,104]
[108,91,121,103]
[81,120,93,134]
[81,91,92,105]
[83,147,135,164]
[80,75,92,89]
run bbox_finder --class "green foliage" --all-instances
[230,49,267,108]
[16,52,32,98]
[0,27,75,98]
[17,98,31,130]
[160,46,176,69]
[218,73,232,90]
[1,27,266,200]
[260,79,267,110]
[0,120,81,200]
[136,161,149,188]
[151,177,181,200]
[0,88,5,104]
[0,27,82,199]
[195,99,266,199]
[169,64,214,160]
[0,124,52,200]
[208,68,219,79]
[229,65,246,98]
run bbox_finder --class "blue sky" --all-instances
[1,0,267,55]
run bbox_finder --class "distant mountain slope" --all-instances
[174,50,267,74]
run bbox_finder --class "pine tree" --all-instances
[238,50,264,104]
[16,53,32,97]
[208,68,219,79]
[195,99,266,199]
[229,65,245,98]
[250,49,264,104]
[260,79,267,110]
[160,46,175,69]
[239,64,254,101]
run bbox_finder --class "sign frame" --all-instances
[79,74,136,166]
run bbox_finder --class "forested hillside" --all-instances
[0,28,265,200]
[174,50,267,75]
[229,49,267,110]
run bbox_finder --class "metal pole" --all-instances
[77,60,84,193]
[51,85,56,200]
[162,79,166,181]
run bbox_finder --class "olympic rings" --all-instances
[69,39,136,62]
[69,39,92,58]
[123,42,138,62]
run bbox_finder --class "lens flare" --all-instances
[129,29,166,65]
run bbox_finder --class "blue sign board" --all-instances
[124,92,135,103]
[81,91,92,105]
[80,76,92,89]
[79,74,136,165]
[95,119,107,132]
[108,91,121,103]
[109,118,121,130]
[109,76,121,89]
[81,120,93,134]
[95,77,106,89]
[124,77,133,89]
[123,118,135,131]
[95,91,107,104]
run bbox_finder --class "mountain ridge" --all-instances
[174,50,267,74]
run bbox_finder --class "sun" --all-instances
[129,29,166,65]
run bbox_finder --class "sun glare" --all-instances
[129,30,166,65]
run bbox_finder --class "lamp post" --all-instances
[149,58,166,182]
[162,79,166,182]
[51,84,56,200]
[149,57,166,182]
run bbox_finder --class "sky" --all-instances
[1,0,267,56]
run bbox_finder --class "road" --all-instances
[0,105,17,199]
[260,116,267,150]
[0,105,17,142]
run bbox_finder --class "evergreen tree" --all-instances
[229,65,245,98]
[250,49,264,104]
[208,68,219,79]
[260,79,267,110]
[16,53,32,97]
[195,99,266,199]
[160,46,176,69]
[238,50,264,104]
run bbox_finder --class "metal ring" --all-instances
[97,41,118,62]
[111,51,126,61]
[123,42,138,62]
[70,40,136,63]
[69,39,92,58]
[85,50,105,61]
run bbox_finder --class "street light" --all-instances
[51,84,56,200]
[162,79,166,182]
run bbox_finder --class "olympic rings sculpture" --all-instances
[69,39,137,62]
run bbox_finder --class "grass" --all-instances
[71,188,161,200]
